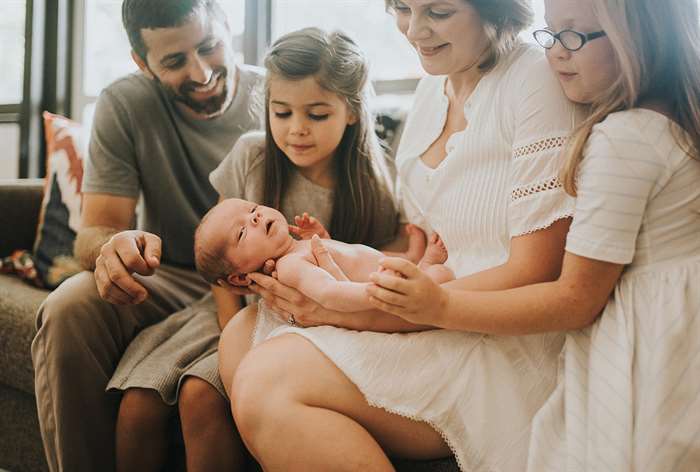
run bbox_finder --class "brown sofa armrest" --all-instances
[0,179,44,256]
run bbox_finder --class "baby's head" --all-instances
[195,198,292,287]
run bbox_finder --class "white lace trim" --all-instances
[513,136,567,160]
[511,212,574,237]
[511,177,563,201]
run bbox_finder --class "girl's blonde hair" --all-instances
[262,27,397,246]
[562,0,700,195]
[385,0,533,72]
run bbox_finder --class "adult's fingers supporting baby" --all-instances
[249,273,300,303]
[262,259,276,275]
[378,257,420,279]
[368,295,407,317]
[369,271,409,293]
[248,272,274,289]
[366,284,408,307]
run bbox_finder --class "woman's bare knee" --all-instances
[233,335,450,460]
[229,340,291,441]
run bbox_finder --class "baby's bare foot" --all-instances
[405,224,427,263]
[420,233,448,268]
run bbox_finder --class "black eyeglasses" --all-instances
[533,29,607,52]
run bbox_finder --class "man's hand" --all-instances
[94,230,161,305]
[289,212,330,240]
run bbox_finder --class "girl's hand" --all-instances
[367,257,448,325]
[289,212,330,240]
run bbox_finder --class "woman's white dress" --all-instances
[528,109,700,472]
[253,45,581,471]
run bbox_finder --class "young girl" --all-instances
[369,0,700,469]
[108,27,403,472]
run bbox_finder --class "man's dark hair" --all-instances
[122,0,225,61]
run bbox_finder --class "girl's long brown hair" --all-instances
[561,0,700,195]
[262,27,397,246]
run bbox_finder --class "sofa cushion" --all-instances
[0,274,50,394]
[31,112,86,289]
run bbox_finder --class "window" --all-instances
[272,0,422,82]
[0,0,26,179]
[523,0,547,43]
[0,1,26,104]
[73,0,246,124]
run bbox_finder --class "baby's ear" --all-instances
[226,273,252,287]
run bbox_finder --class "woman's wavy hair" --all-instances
[561,0,700,195]
[384,0,533,72]
[262,27,397,246]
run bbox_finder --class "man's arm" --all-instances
[74,193,137,269]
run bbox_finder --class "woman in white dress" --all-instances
[367,0,700,470]
[218,1,581,470]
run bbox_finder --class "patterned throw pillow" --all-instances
[29,111,87,288]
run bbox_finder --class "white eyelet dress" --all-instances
[528,109,700,472]
[252,44,582,471]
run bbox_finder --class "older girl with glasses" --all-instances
[370,0,700,469]
[222,0,583,470]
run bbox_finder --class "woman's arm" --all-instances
[370,250,623,335]
[446,218,572,291]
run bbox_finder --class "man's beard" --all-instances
[159,66,231,117]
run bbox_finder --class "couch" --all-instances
[0,179,50,472]
[0,178,458,472]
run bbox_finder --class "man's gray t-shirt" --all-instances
[83,65,264,268]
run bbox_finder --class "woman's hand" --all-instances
[218,258,277,296]
[289,212,330,240]
[248,272,329,327]
[367,257,448,326]
[248,236,349,327]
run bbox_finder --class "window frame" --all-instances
[1,0,71,179]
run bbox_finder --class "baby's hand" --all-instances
[289,212,330,240]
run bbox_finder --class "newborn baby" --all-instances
[195,198,453,312]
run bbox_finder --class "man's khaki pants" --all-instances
[31,266,209,472]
